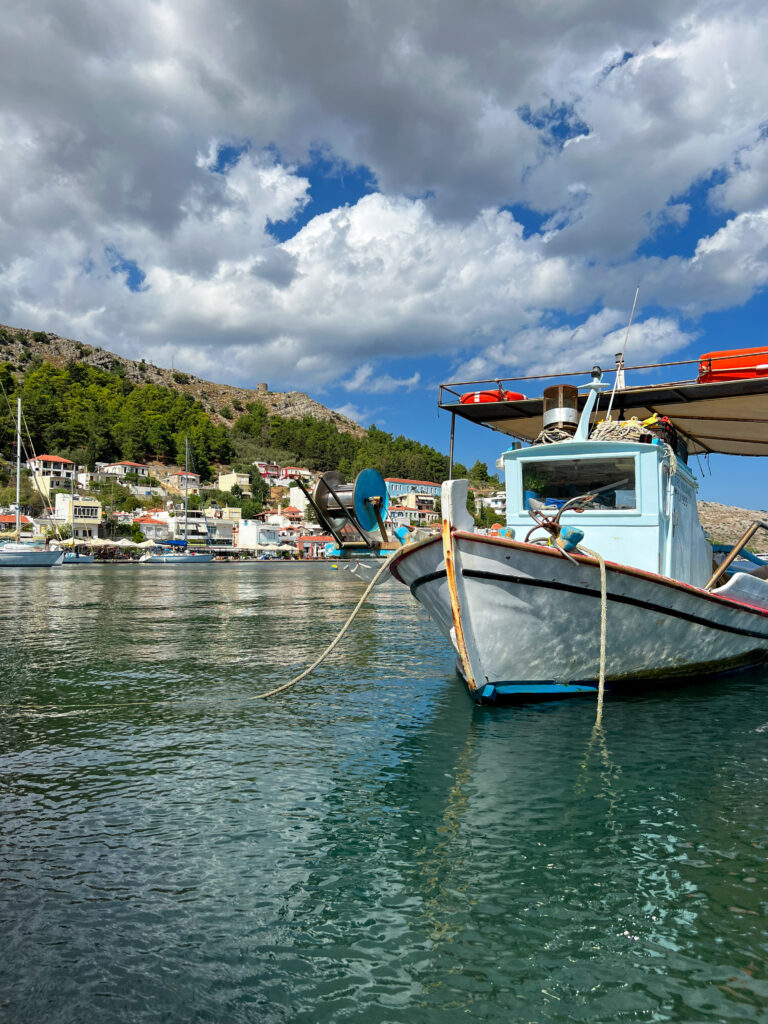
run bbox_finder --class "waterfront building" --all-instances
[152,507,231,546]
[294,534,334,558]
[132,515,171,542]
[54,493,102,539]
[0,513,33,535]
[236,520,279,552]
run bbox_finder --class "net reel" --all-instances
[295,469,390,551]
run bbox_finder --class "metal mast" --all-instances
[15,398,21,537]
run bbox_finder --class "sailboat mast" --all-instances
[15,398,21,536]
[184,438,189,543]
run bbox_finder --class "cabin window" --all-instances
[520,457,637,511]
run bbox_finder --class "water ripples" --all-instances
[2,564,768,1021]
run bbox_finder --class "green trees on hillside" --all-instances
[0,358,464,485]
[0,360,231,479]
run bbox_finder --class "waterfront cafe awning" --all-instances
[439,374,768,457]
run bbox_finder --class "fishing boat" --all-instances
[388,349,768,702]
[0,398,63,567]
[140,439,212,565]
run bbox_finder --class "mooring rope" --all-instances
[0,552,399,716]
[576,545,608,723]
[247,551,398,700]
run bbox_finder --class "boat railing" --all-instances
[438,348,768,403]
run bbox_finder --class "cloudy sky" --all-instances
[2,0,768,501]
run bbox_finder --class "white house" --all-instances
[478,490,507,516]
[132,514,171,542]
[27,454,75,496]
[237,520,280,552]
[103,461,150,479]
[278,465,312,483]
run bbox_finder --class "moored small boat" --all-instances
[0,398,63,567]
[389,352,768,702]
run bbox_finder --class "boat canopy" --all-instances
[440,369,768,456]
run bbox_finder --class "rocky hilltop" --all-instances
[697,502,768,550]
[0,323,364,436]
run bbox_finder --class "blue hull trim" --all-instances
[470,657,768,705]
[478,681,598,704]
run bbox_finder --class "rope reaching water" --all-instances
[576,545,608,724]
[248,551,398,700]
[1,552,399,716]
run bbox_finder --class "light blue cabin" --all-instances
[499,436,713,586]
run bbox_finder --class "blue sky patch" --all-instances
[267,150,378,241]
[503,203,549,239]
[637,170,730,259]
[106,247,147,292]
[211,142,250,174]
[518,99,590,148]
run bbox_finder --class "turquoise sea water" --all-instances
[1,563,768,1023]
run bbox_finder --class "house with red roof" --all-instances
[384,477,440,494]
[0,513,33,534]
[27,454,75,496]
[294,534,334,558]
[166,470,200,495]
[133,514,171,542]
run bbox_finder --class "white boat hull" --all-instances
[390,532,768,701]
[140,552,213,564]
[0,546,64,567]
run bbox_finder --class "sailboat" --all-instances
[0,398,63,567]
[388,348,768,702]
[140,438,212,564]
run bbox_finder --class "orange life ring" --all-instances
[459,389,526,404]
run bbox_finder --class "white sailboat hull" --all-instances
[0,546,64,567]
[139,552,213,564]
[390,532,768,701]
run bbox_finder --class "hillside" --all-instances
[697,502,768,549]
[0,328,465,487]
[0,323,363,436]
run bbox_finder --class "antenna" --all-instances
[605,287,639,421]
